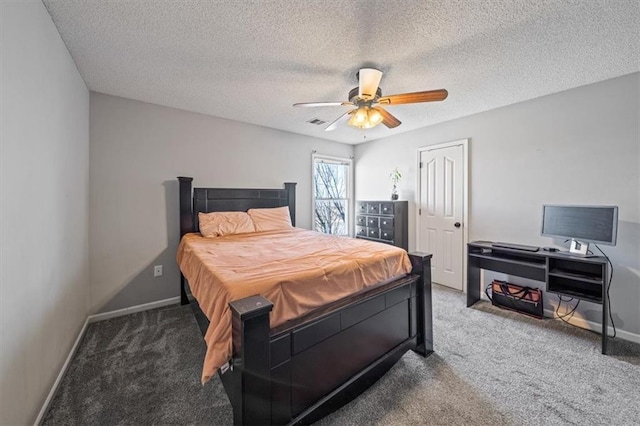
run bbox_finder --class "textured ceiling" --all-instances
[43,0,639,144]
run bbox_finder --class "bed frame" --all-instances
[177,177,433,425]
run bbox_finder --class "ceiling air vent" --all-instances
[307,118,326,125]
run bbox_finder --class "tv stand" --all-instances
[467,241,610,353]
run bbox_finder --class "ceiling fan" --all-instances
[293,68,448,131]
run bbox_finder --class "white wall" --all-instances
[355,73,640,336]
[89,93,354,313]
[0,2,90,424]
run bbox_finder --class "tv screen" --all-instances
[541,205,618,246]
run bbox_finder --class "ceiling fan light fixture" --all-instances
[369,108,382,124]
[348,106,383,129]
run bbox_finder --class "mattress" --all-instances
[177,227,412,383]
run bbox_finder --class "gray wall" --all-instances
[89,93,354,313]
[0,2,90,424]
[355,73,640,337]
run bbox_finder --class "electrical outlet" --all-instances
[153,265,163,277]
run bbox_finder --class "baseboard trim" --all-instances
[34,317,90,426]
[543,308,640,344]
[35,296,181,425]
[88,296,181,323]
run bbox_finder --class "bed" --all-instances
[177,177,433,425]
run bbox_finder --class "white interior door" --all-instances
[419,144,464,290]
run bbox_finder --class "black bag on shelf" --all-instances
[485,280,544,319]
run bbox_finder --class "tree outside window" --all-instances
[313,155,352,235]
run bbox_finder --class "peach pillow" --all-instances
[198,211,255,237]
[247,206,292,232]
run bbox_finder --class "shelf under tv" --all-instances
[467,241,610,354]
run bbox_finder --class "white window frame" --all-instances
[311,153,354,236]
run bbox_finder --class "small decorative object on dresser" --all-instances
[389,167,402,200]
[356,200,408,250]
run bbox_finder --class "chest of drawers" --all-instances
[355,200,408,250]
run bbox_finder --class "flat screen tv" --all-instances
[541,205,618,249]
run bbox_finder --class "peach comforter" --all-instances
[177,227,412,383]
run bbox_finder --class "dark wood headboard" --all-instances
[177,177,297,238]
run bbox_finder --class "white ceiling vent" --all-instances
[307,118,327,125]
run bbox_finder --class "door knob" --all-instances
[454,222,461,228]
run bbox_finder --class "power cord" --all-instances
[555,295,580,322]
[594,244,616,338]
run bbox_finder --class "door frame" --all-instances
[416,139,470,293]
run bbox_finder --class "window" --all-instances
[312,154,353,236]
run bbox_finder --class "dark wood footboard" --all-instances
[222,253,432,425]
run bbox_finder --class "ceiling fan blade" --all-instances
[373,107,401,128]
[378,89,448,105]
[358,68,383,100]
[293,101,352,107]
[325,110,353,131]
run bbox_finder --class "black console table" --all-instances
[467,241,610,353]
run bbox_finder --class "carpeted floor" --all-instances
[43,285,640,425]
